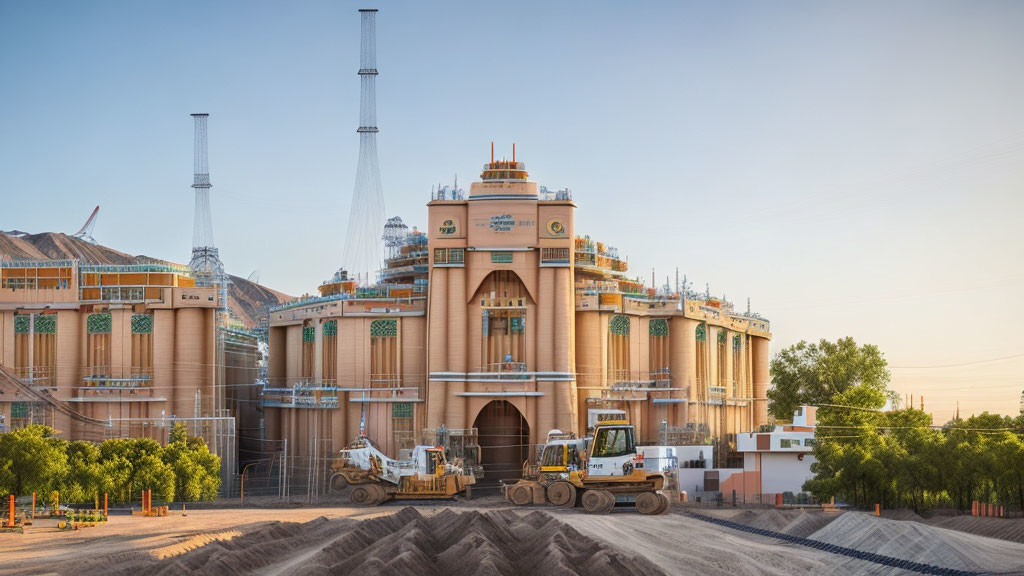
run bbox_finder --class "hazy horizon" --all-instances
[2,0,1022,422]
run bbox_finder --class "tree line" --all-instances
[0,423,220,503]
[770,337,1024,512]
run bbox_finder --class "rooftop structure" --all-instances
[340,9,387,285]
[189,113,224,284]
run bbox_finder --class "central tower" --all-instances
[341,8,387,285]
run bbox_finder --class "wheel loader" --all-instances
[505,418,670,515]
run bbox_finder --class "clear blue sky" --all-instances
[2,0,1023,421]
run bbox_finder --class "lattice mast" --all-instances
[341,9,387,285]
[189,113,224,284]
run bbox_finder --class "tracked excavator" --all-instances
[506,417,670,515]
[330,437,476,505]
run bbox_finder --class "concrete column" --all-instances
[426,268,448,428]
[752,337,770,426]
[314,319,323,383]
[535,268,555,437]
[553,267,574,434]
[153,310,175,421]
[445,267,466,428]
[174,308,203,420]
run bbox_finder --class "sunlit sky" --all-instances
[2,1,1022,422]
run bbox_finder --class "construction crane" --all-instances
[71,206,99,244]
[329,436,476,505]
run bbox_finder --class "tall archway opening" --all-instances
[473,400,530,483]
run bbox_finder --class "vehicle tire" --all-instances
[597,490,616,514]
[547,481,576,508]
[582,490,606,513]
[655,492,670,515]
[510,484,533,506]
[330,473,349,493]
[636,492,661,515]
[350,485,374,506]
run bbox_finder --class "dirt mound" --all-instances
[931,515,1024,544]
[808,511,1024,573]
[881,508,924,521]
[779,510,840,538]
[0,232,46,259]
[109,508,667,576]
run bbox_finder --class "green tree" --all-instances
[61,441,103,503]
[0,425,68,495]
[768,337,893,420]
[162,423,221,501]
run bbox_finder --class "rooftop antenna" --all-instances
[513,142,516,163]
[747,297,751,314]
[72,206,100,244]
[246,269,261,284]
[341,8,387,286]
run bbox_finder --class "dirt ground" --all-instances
[2,497,1023,575]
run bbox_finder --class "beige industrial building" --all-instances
[264,151,772,480]
[0,258,255,483]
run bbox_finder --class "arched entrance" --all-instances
[473,400,531,483]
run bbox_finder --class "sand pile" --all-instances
[778,510,839,538]
[930,516,1024,544]
[808,511,1024,573]
[71,508,666,576]
[726,509,839,538]
[300,507,666,576]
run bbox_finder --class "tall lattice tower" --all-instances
[189,113,224,285]
[341,9,387,285]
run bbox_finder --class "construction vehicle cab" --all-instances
[587,420,641,477]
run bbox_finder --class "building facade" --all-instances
[0,259,254,487]
[263,153,772,480]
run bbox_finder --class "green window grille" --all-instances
[610,315,630,336]
[302,326,316,343]
[733,334,742,350]
[370,319,398,338]
[131,314,153,334]
[491,251,513,264]
[717,330,726,344]
[14,315,29,334]
[510,316,525,334]
[649,318,668,337]
[34,314,56,334]
[323,320,337,337]
[695,323,706,342]
[11,402,28,418]
[87,313,112,334]
[393,403,413,418]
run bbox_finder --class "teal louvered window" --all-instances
[131,314,153,334]
[649,318,668,337]
[87,313,112,334]
[695,323,706,342]
[370,319,397,338]
[323,319,337,336]
[609,315,630,336]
